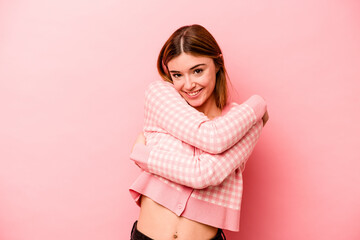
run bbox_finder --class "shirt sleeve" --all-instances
[130,120,263,189]
[144,80,267,154]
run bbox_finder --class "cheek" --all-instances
[202,72,216,89]
[172,82,183,94]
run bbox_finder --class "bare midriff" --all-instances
[137,195,218,240]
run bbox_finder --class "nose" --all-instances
[184,74,195,90]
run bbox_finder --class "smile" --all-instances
[185,89,203,97]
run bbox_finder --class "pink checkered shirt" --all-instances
[129,80,267,231]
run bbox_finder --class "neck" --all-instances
[195,94,222,119]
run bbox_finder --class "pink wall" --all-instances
[1,0,359,239]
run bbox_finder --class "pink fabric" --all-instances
[143,80,266,154]
[129,80,267,231]
[131,120,263,189]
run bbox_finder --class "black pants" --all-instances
[130,221,226,240]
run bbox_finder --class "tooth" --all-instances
[188,90,200,96]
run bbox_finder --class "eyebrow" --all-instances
[169,64,206,73]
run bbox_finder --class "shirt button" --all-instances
[177,204,183,209]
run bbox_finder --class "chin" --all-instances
[186,99,204,108]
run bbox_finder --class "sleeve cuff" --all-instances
[129,143,152,172]
[244,95,267,121]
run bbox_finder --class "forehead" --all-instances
[167,53,213,70]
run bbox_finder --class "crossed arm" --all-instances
[130,80,267,188]
[131,119,263,189]
[144,80,267,154]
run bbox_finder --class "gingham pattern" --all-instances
[192,171,244,210]
[135,80,266,211]
[145,120,263,190]
[144,80,258,154]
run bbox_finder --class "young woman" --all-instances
[129,24,269,240]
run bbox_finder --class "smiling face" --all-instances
[167,52,218,115]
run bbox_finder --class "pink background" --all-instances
[1,0,359,239]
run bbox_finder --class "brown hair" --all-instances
[157,24,229,110]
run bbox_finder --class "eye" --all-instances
[172,73,182,79]
[194,69,203,74]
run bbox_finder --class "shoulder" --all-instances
[220,102,237,116]
[146,80,173,89]
[145,80,183,104]
[145,80,175,96]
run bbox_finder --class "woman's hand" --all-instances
[262,111,269,127]
[131,132,146,153]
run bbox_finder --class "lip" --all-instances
[184,88,203,99]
